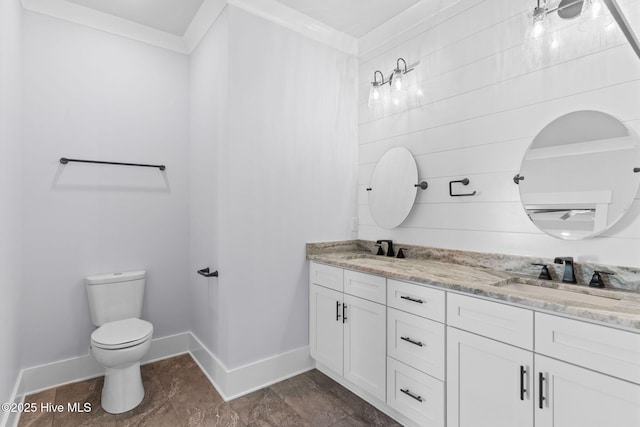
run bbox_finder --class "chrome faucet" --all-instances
[376,240,395,257]
[554,257,577,284]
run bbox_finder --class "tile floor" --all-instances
[17,354,402,426]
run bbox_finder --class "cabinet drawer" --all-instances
[309,262,343,292]
[387,357,444,427]
[344,269,386,304]
[536,313,640,384]
[388,308,445,380]
[447,293,533,350]
[387,279,445,322]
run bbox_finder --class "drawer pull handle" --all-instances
[538,372,545,409]
[401,336,424,347]
[520,366,527,401]
[342,303,347,323]
[336,301,341,322]
[400,388,424,403]
[400,295,424,304]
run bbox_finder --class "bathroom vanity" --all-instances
[307,245,640,427]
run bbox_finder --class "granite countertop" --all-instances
[307,248,640,332]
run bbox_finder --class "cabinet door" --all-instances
[447,327,533,427]
[535,355,640,427]
[343,294,386,401]
[310,284,343,374]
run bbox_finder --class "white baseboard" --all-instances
[188,333,314,401]
[4,330,313,427]
[17,332,191,397]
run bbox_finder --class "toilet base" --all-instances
[101,362,145,414]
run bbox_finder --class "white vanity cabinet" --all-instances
[447,293,534,427]
[446,293,640,427]
[534,313,640,427]
[386,279,446,427]
[309,284,344,374]
[447,328,533,427]
[309,260,640,427]
[309,262,386,401]
[535,355,640,427]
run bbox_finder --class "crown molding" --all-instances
[21,0,188,53]
[227,0,357,55]
[358,0,479,59]
[183,0,227,53]
[20,0,356,56]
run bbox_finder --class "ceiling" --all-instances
[60,0,422,38]
[22,0,434,54]
[64,0,207,36]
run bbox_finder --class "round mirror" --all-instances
[519,110,640,240]
[368,147,419,229]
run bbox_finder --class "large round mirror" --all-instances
[519,110,640,240]
[368,147,419,229]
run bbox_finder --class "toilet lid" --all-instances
[91,318,153,350]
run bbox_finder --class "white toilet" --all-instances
[85,270,154,414]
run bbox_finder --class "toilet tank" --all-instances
[85,271,146,326]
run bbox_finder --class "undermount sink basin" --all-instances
[345,256,400,267]
[495,278,630,307]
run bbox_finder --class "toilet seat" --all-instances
[91,318,153,350]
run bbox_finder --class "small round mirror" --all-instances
[368,147,419,229]
[519,110,640,240]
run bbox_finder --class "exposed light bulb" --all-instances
[390,71,408,110]
[368,70,386,112]
[393,74,403,91]
[532,15,547,38]
[523,6,549,51]
[371,87,380,101]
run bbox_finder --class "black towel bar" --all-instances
[60,157,166,171]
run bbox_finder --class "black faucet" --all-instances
[554,257,577,284]
[376,240,395,257]
[589,270,614,288]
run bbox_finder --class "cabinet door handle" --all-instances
[400,295,424,304]
[538,372,546,409]
[336,301,341,322]
[400,388,424,403]
[401,336,424,347]
[342,303,347,323]
[520,366,527,401]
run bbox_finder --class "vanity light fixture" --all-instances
[369,58,423,118]
[367,57,418,115]
[524,0,640,60]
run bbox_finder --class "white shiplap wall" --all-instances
[358,0,640,268]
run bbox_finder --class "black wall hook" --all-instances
[513,174,525,184]
[449,178,476,197]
